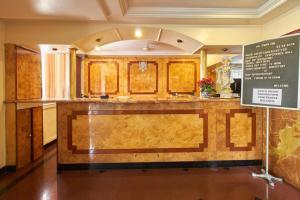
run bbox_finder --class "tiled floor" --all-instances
[0,144,299,200]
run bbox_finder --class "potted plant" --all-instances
[198,77,215,98]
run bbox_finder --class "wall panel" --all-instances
[87,61,119,95]
[166,61,197,94]
[83,56,200,98]
[128,61,158,94]
[16,47,41,100]
[269,109,300,190]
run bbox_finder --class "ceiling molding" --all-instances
[119,0,129,16]
[192,44,204,55]
[125,0,287,19]
[97,0,109,20]
[156,29,162,41]
[257,0,287,17]
[88,51,191,56]
[114,28,123,40]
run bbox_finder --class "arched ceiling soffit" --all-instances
[73,27,204,54]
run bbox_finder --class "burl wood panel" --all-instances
[16,46,42,100]
[167,61,197,94]
[69,110,208,154]
[83,56,200,97]
[128,61,158,94]
[5,44,17,101]
[17,109,32,169]
[216,108,262,160]
[57,101,263,164]
[87,61,119,95]
[5,103,17,165]
[32,106,43,161]
[226,110,256,151]
[269,109,300,190]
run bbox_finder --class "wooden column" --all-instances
[69,48,77,99]
[200,49,207,79]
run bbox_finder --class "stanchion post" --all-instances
[252,107,283,187]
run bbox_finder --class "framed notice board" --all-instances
[241,34,300,109]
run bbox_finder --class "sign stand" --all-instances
[251,107,283,187]
[242,34,300,187]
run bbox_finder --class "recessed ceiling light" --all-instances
[52,47,58,51]
[135,29,142,38]
[177,39,183,43]
[222,48,229,52]
[95,38,102,43]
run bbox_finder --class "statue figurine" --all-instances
[216,57,234,98]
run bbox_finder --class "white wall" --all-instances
[262,5,300,39]
[43,103,57,145]
[0,22,6,169]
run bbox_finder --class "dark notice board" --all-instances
[241,34,300,109]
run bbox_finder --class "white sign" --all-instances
[252,88,282,106]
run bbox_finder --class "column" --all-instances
[200,49,207,79]
[69,48,77,99]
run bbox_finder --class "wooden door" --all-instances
[17,109,32,169]
[32,107,44,161]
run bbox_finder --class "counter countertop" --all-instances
[5,97,240,104]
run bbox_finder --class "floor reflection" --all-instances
[0,144,299,200]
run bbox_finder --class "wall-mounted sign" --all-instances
[241,34,300,109]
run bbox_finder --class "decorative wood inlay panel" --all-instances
[128,61,158,94]
[32,106,43,161]
[87,61,119,95]
[167,61,197,94]
[67,109,208,154]
[17,109,32,169]
[16,46,42,100]
[226,109,256,151]
[57,101,263,164]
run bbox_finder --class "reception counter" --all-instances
[51,98,264,169]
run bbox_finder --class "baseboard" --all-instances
[57,160,262,171]
[0,165,16,176]
[44,139,57,149]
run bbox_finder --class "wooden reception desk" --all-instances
[50,97,264,169]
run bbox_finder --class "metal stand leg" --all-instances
[252,107,283,187]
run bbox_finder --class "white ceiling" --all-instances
[0,0,108,20]
[0,0,298,24]
[73,27,204,55]
[88,40,188,55]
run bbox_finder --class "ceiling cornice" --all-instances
[119,0,129,16]
[124,0,287,19]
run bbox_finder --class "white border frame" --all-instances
[241,32,300,110]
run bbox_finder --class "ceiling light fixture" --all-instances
[139,61,147,72]
[135,29,142,38]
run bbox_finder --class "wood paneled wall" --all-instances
[5,44,42,101]
[83,57,200,97]
[5,44,43,168]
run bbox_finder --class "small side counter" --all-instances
[54,98,264,169]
